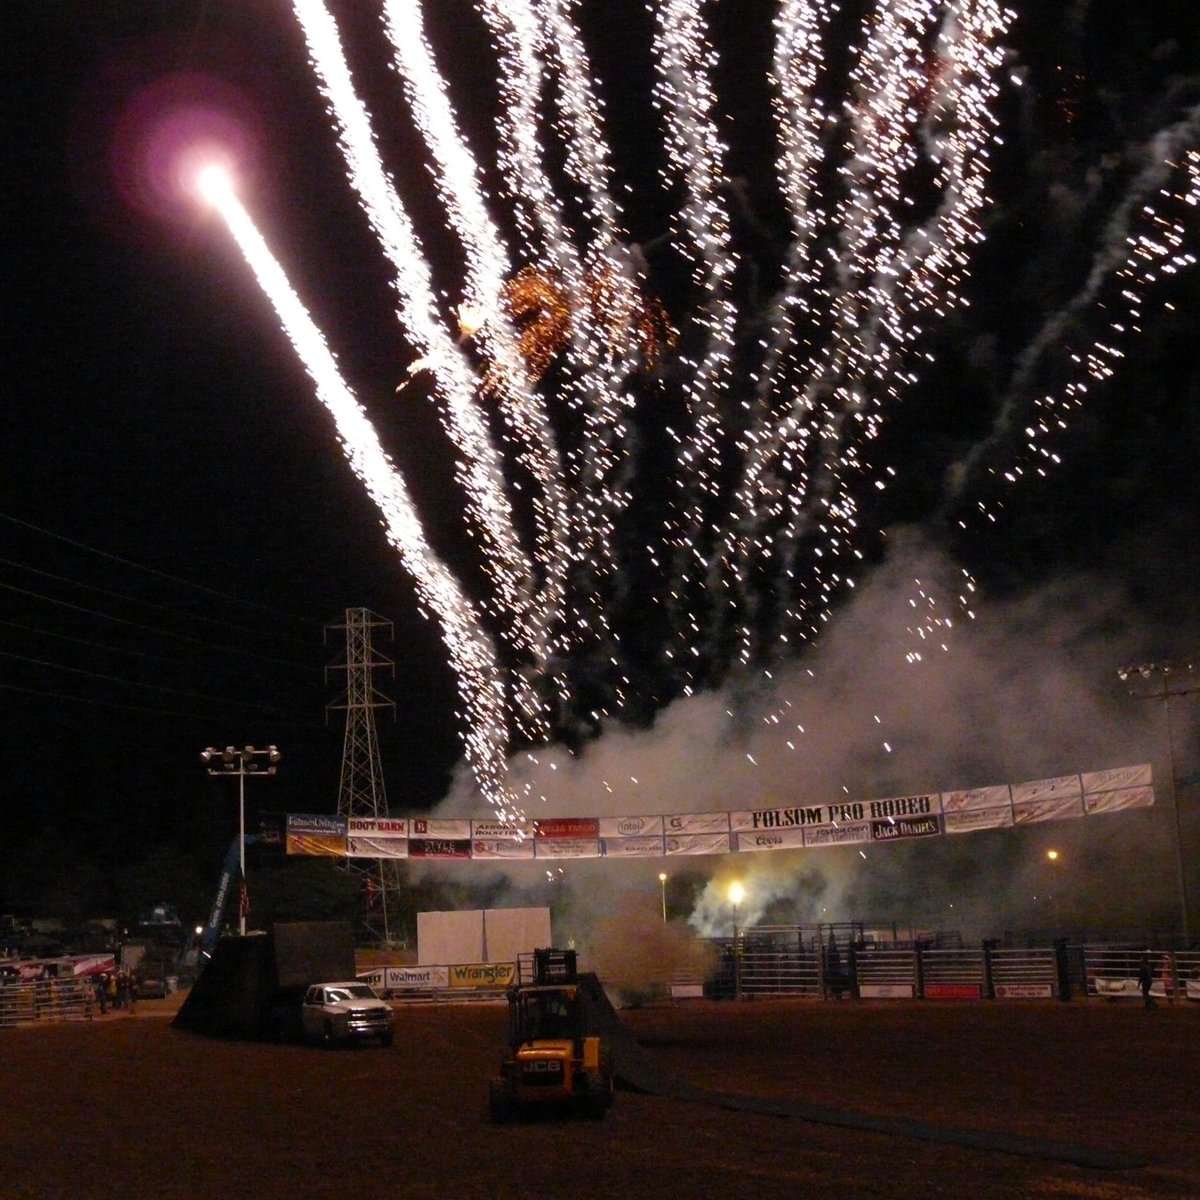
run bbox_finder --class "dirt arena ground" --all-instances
[2,993,1197,1200]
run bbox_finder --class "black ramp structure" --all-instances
[173,921,355,1039]
[576,976,1147,1172]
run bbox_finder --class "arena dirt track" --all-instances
[2,995,1197,1200]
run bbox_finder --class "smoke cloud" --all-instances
[414,531,1195,947]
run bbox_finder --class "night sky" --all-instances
[3,1,1197,929]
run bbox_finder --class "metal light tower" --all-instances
[1118,656,1198,944]
[327,608,397,945]
[200,744,280,936]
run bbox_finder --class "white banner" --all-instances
[410,817,472,839]
[804,821,872,847]
[347,816,408,837]
[598,815,664,838]
[1013,795,1085,824]
[735,826,808,852]
[471,819,533,839]
[384,965,448,991]
[1010,774,1082,805]
[665,832,732,855]
[602,835,665,857]
[663,813,731,835]
[944,807,1014,834]
[347,836,409,858]
[1084,785,1155,814]
[1080,763,1152,793]
[941,785,1011,812]
[471,838,535,859]
[534,838,600,859]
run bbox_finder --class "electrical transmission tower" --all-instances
[326,607,401,946]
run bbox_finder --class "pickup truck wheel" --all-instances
[380,1030,394,1048]
[322,1020,336,1047]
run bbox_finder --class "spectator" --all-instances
[1137,954,1155,1009]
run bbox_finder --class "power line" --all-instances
[0,580,313,671]
[0,510,327,630]
[0,647,312,719]
[0,551,311,648]
[0,681,323,729]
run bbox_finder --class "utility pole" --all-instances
[1118,656,1198,944]
[327,608,398,946]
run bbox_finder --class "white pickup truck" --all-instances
[300,982,394,1046]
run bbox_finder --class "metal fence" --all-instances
[0,978,96,1027]
[705,937,1200,1003]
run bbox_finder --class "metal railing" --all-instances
[0,978,95,1027]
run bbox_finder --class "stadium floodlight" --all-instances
[200,744,281,936]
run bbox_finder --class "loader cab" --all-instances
[510,984,580,1045]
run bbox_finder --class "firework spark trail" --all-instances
[381,0,568,739]
[476,0,623,666]
[722,0,1010,661]
[290,1,540,683]
[946,109,1200,518]
[535,0,649,634]
[207,180,515,810]
[652,0,740,682]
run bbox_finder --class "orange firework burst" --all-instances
[480,263,675,394]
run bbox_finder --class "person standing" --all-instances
[1138,954,1155,1009]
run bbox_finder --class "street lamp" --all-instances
[1046,849,1061,933]
[1118,657,1197,944]
[201,744,281,936]
[658,872,668,923]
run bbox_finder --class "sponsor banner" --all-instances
[944,807,1014,835]
[287,833,346,856]
[805,821,872,847]
[534,817,600,839]
[287,813,347,836]
[470,819,533,839]
[733,795,942,835]
[449,962,516,989]
[859,983,914,999]
[408,837,472,859]
[925,983,981,1000]
[995,984,1053,999]
[602,835,665,858]
[384,965,449,991]
[1081,763,1152,793]
[665,832,732,856]
[1084,785,1155,815]
[347,836,409,859]
[347,816,408,837]
[941,785,1011,812]
[1010,774,1082,806]
[472,837,536,859]
[598,815,664,838]
[871,815,942,842]
[1013,795,1084,824]
[535,837,600,859]
[663,812,731,835]
[410,817,471,839]
[735,826,808,852]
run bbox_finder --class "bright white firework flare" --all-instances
[191,163,518,816]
